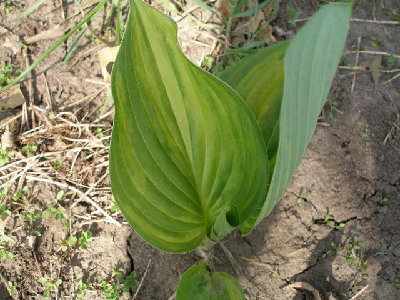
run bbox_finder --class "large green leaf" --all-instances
[219,41,288,234]
[110,0,268,253]
[220,41,288,172]
[176,262,245,300]
[257,2,352,223]
[220,2,352,231]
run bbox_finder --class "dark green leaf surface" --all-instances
[176,262,245,300]
[110,0,268,253]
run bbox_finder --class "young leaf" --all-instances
[176,262,245,300]
[221,2,352,232]
[220,41,288,170]
[220,41,288,234]
[110,0,268,253]
[257,2,352,224]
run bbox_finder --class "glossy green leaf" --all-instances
[110,0,268,253]
[176,262,245,300]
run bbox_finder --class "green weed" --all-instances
[0,234,13,260]
[101,268,139,300]
[0,150,13,167]
[323,214,346,230]
[21,143,37,157]
[287,4,300,26]
[39,277,62,298]
[7,281,16,295]
[75,279,89,299]
[0,188,8,200]
[377,197,389,205]
[322,242,343,258]
[43,190,69,228]
[52,159,63,170]
[0,61,20,86]
[355,121,370,138]
[79,231,93,250]
[395,279,400,288]
[346,236,368,272]
[12,186,30,205]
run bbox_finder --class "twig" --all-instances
[382,72,400,85]
[349,284,369,300]
[0,111,22,129]
[239,256,284,281]
[346,50,400,59]
[351,37,361,93]
[133,259,152,299]
[338,66,400,73]
[174,5,200,22]
[25,175,121,226]
[220,242,242,277]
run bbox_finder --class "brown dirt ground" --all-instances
[0,0,399,299]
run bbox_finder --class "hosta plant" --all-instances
[110,0,352,298]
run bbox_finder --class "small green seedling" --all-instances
[39,277,62,298]
[346,236,368,272]
[384,55,397,69]
[0,247,13,260]
[79,231,93,250]
[287,4,300,26]
[323,214,346,230]
[59,236,78,252]
[110,197,120,213]
[75,279,89,299]
[52,159,63,170]
[0,204,11,218]
[43,190,69,228]
[0,188,8,200]
[0,61,20,86]
[377,197,390,205]
[7,281,16,295]
[327,100,339,123]
[60,230,93,251]
[21,143,37,157]
[0,234,14,260]
[322,242,343,258]
[101,269,139,300]
[395,279,400,288]
[12,186,30,205]
[372,39,383,47]
[355,122,370,138]
[1,0,14,13]
[23,210,42,236]
[0,150,13,167]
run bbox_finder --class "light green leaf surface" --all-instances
[110,0,268,253]
[220,41,288,234]
[220,41,288,170]
[256,2,352,224]
[220,2,351,231]
[176,262,245,300]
